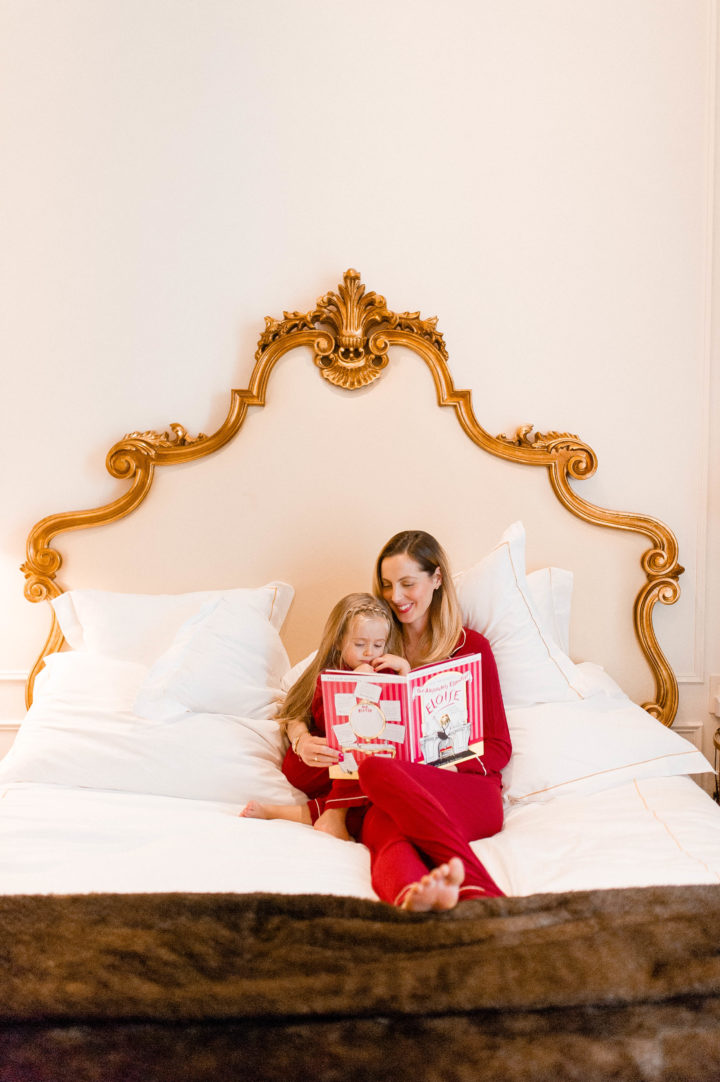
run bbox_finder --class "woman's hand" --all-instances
[294,730,339,768]
[372,653,411,675]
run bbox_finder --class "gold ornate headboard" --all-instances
[21,269,683,722]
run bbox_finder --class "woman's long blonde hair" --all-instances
[278,593,400,729]
[373,530,463,666]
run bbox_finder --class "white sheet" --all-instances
[0,783,375,898]
[1,775,719,899]
[473,775,720,895]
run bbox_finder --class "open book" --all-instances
[320,652,483,780]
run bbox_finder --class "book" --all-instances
[320,652,483,780]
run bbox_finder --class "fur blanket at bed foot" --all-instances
[1,884,720,1081]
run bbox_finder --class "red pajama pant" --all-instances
[357,756,504,905]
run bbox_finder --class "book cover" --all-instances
[320,652,483,779]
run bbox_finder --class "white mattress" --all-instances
[1,774,718,899]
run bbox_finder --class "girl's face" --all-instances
[340,615,389,670]
[379,553,441,633]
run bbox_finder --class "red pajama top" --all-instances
[281,628,512,820]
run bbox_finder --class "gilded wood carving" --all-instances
[255,268,448,389]
[22,269,683,723]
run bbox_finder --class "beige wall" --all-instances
[1,1,718,759]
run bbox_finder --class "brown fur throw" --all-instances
[1,884,720,1080]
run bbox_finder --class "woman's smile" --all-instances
[379,553,441,632]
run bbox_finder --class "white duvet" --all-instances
[1,644,718,901]
[475,774,720,895]
[0,783,376,898]
[1,774,718,899]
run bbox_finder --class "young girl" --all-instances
[241,592,409,840]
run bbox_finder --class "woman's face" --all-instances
[379,553,441,634]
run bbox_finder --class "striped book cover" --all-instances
[321,653,483,780]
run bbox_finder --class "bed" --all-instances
[4,270,720,1081]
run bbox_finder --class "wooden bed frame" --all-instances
[21,269,682,722]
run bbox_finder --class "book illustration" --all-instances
[415,669,473,765]
[320,653,483,779]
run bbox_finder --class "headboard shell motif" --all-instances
[22,270,683,723]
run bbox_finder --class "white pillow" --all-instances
[134,594,290,721]
[573,660,628,698]
[280,651,317,693]
[455,522,591,708]
[502,695,713,805]
[32,649,148,704]
[51,582,294,666]
[0,652,305,806]
[526,566,573,655]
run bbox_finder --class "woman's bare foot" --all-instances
[240,800,269,819]
[400,856,465,911]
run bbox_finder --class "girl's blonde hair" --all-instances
[278,593,400,728]
[373,530,463,666]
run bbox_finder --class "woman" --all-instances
[284,530,511,911]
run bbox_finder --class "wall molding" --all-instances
[673,719,704,744]
[680,0,720,686]
[0,672,28,683]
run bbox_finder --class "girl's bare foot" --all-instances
[313,807,353,841]
[239,801,312,825]
[400,856,465,911]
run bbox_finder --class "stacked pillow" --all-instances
[0,583,306,806]
[454,522,711,801]
[454,521,587,710]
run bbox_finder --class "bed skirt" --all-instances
[1,884,720,1081]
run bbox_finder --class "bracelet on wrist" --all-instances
[291,730,309,756]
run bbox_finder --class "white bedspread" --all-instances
[0,783,375,898]
[1,775,718,899]
[474,774,720,895]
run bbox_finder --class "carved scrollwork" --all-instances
[122,423,207,450]
[106,423,209,479]
[497,424,598,479]
[498,423,581,449]
[21,571,60,605]
[255,269,448,390]
[307,269,390,387]
[388,311,449,361]
[255,311,321,359]
[21,547,61,584]
[22,526,67,607]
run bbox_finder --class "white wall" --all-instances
[1,1,718,758]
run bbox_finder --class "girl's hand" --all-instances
[352,662,375,673]
[295,731,339,768]
[372,653,411,675]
